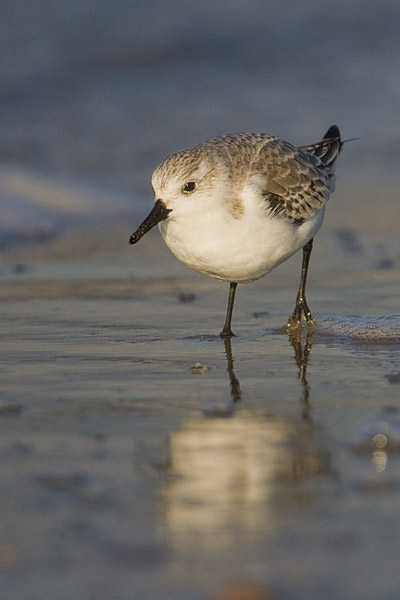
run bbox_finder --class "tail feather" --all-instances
[323,124,341,140]
[299,124,342,167]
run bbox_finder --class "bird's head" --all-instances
[129,144,232,245]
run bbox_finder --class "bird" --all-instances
[129,125,342,337]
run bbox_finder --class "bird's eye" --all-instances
[183,181,196,193]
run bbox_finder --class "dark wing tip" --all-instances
[298,124,342,166]
[323,125,341,140]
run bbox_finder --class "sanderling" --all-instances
[129,125,342,337]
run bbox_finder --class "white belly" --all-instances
[159,205,325,283]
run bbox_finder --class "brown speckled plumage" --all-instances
[154,127,341,222]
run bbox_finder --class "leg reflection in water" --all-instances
[221,330,314,407]
[287,329,314,408]
[222,336,241,403]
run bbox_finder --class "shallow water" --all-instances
[1,226,400,599]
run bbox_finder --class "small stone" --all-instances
[36,470,87,490]
[0,400,23,416]
[178,292,196,303]
[13,264,28,274]
[252,311,270,319]
[190,362,209,374]
[385,372,400,384]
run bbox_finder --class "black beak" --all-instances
[129,199,172,245]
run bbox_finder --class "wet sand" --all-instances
[1,223,400,600]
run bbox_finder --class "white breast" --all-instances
[159,192,325,283]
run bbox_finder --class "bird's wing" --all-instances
[298,125,342,167]
[253,130,341,221]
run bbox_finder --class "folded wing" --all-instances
[254,125,342,222]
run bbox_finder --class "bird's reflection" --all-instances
[160,330,331,555]
[163,415,329,551]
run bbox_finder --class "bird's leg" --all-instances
[220,282,238,338]
[287,238,314,330]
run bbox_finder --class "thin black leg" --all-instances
[220,282,238,338]
[287,238,314,329]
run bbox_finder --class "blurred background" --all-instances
[1,0,399,246]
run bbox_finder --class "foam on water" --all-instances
[317,314,400,342]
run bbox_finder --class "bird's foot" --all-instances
[285,301,314,333]
[220,328,236,339]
